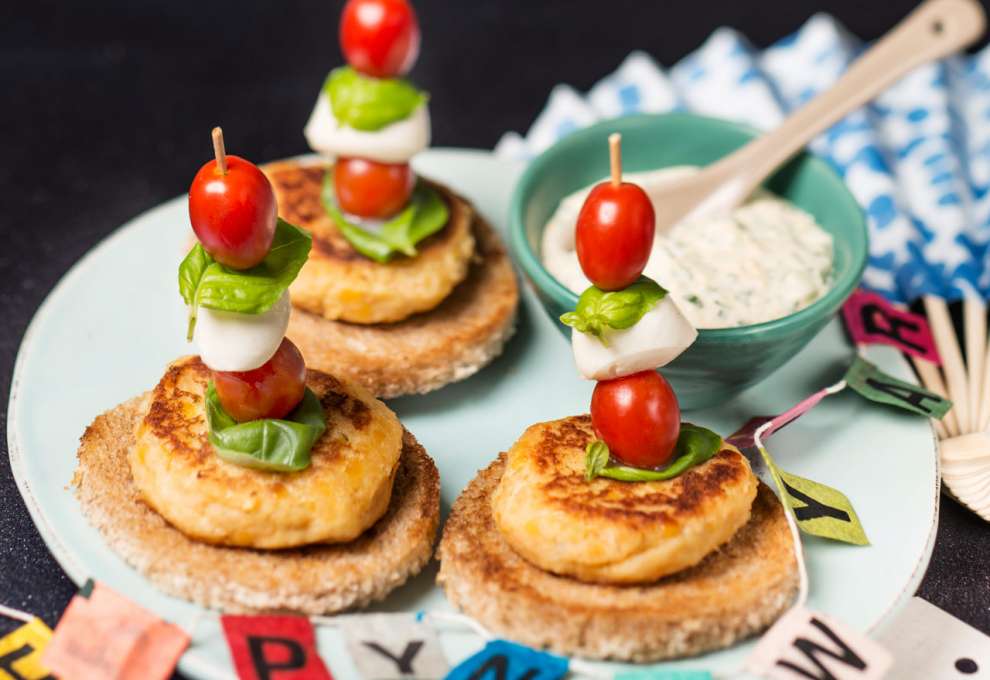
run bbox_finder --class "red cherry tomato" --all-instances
[334,157,414,218]
[213,338,307,423]
[590,370,680,468]
[340,0,420,78]
[575,181,655,291]
[189,155,277,270]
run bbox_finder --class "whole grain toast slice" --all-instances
[437,454,798,661]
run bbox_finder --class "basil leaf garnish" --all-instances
[584,423,722,483]
[179,219,311,340]
[324,66,427,131]
[321,172,449,263]
[560,277,668,345]
[205,382,326,472]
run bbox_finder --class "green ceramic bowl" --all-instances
[508,112,868,410]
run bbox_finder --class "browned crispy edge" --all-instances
[437,454,798,661]
[73,395,440,614]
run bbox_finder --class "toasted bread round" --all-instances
[285,207,518,399]
[73,393,440,614]
[438,454,797,661]
[492,416,758,584]
[265,159,476,324]
[129,357,403,549]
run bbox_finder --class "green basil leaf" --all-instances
[593,422,722,483]
[585,440,610,481]
[559,277,667,345]
[324,66,427,131]
[321,171,449,263]
[205,382,326,472]
[179,219,312,339]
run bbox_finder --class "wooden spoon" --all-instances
[649,0,986,233]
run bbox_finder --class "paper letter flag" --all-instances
[444,640,568,680]
[841,289,940,363]
[844,356,952,418]
[342,613,448,680]
[221,615,332,680]
[747,606,892,680]
[42,579,189,680]
[0,618,53,680]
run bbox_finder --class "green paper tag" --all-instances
[758,446,869,545]
[844,356,952,419]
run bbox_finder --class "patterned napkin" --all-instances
[494,14,990,304]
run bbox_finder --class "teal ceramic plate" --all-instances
[8,150,938,679]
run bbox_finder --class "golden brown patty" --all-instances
[492,416,758,584]
[74,395,440,614]
[128,357,403,549]
[285,208,518,399]
[438,455,797,661]
[265,159,476,324]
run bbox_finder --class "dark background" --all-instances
[2,0,989,675]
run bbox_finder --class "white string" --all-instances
[0,603,35,624]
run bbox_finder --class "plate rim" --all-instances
[6,147,941,678]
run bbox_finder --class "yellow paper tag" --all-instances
[760,447,870,546]
[0,618,53,680]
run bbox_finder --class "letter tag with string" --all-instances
[42,579,189,680]
[342,613,448,680]
[444,640,568,680]
[747,606,892,680]
[221,615,332,680]
[841,289,940,363]
[0,618,53,680]
[844,356,951,418]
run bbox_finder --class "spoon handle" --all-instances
[720,0,986,201]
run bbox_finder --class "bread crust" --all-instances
[74,395,440,614]
[438,454,798,661]
[285,210,518,399]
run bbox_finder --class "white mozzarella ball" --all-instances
[571,296,698,381]
[304,94,430,164]
[195,292,291,372]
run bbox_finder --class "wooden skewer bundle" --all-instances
[911,295,990,522]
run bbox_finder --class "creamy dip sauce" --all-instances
[541,167,834,329]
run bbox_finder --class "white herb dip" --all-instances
[541,167,834,329]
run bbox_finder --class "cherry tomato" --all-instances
[340,0,420,78]
[575,181,655,291]
[189,155,277,270]
[334,157,414,218]
[213,338,307,423]
[590,370,680,468]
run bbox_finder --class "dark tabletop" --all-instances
[2,0,989,674]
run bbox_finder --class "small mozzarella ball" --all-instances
[195,292,291,372]
[572,296,698,381]
[304,94,430,164]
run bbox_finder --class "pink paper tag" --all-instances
[41,580,189,680]
[747,606,893,680]
[841,289,940,363]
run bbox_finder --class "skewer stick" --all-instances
[979,328,990,430]
[924,295,968,437]
[911,356,952,439]
[609,133,622,187]
[963,297,985,432]
[212,126,227,174]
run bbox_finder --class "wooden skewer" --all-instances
[608,133,622,187]
[912,356,951,439]
[924,295,969,438]
[963,297,986,432]
[212,126,227,174]
[979,326,990,430]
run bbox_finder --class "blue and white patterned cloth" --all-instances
[494,14,990,304]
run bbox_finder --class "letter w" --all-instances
[776,617,867,679]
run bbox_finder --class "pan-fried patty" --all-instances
[438,454,796,661]
[265,159,475,324]
[129,357,403,549]
[492,416,757,584]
